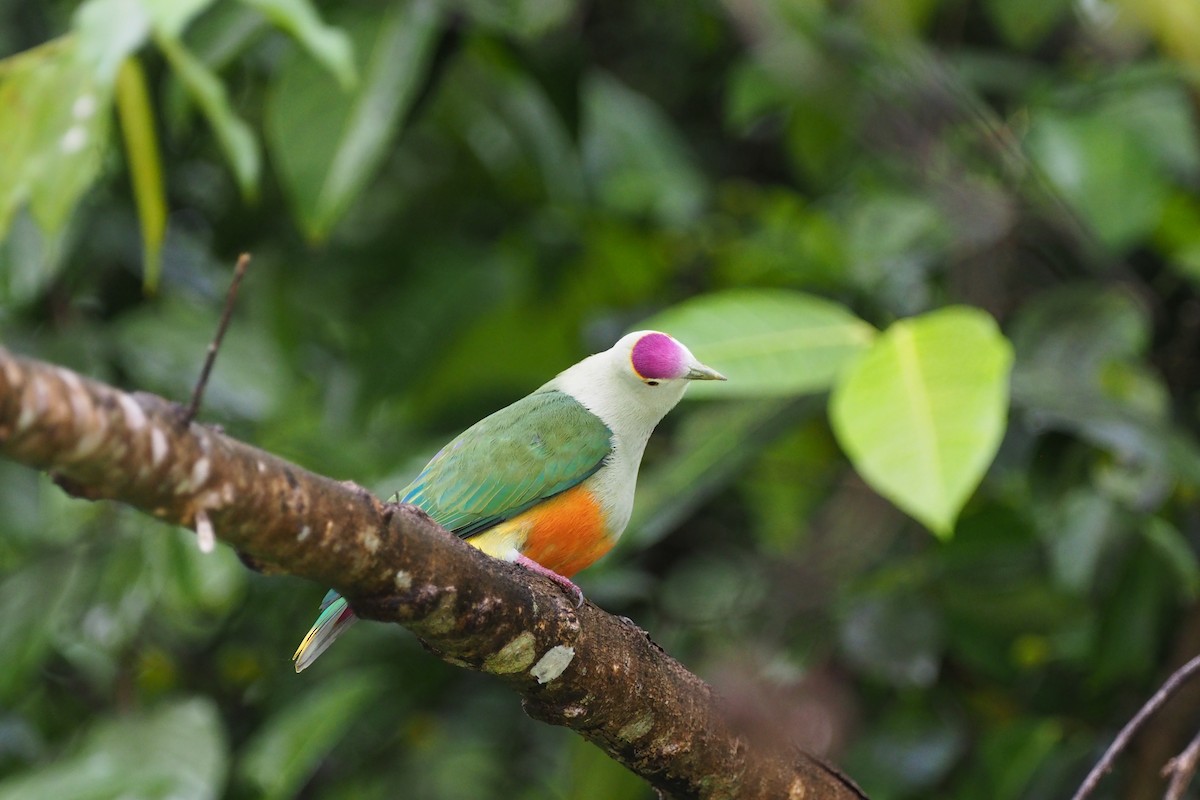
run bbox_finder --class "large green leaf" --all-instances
[266,0,440,240]
[0,699,227,800]
[1025,110,1169,250]
[582,72,708,226]
[156,33,260,199]
[239,0,356,88]
[638,289,877,399]
[628,398,820,547]
[829,307,1013,537]
[0,38,112,239]
[239,671,386,799]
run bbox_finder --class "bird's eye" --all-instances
[645,380,659,387]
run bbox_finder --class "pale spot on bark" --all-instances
[190,457,211,490]
[789,777,806,799]
[195,508,215,553]
[618,713,655,742]
[15,399,36,433]
[562,705,587,719]
[2,357,21,389]
[420,592,458,636]
[67,430,105,460]
[394,570,412,590]
[256,460,266,473]
[150,427,168,466]
[531,645,575,684]
[297,525,311,542]
[117,393,146,430]
[361,530,380,553]
[31,375,49,416]
[58,368,84,397]
[484,631,536,674]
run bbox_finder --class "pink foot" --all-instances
[515,555,584,607]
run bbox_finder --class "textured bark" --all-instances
[0,347,865,800]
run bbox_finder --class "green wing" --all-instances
[397,390,613,538]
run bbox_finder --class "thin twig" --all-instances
[1072,654,1200,800]
[181,253,251,427]
[1163,725,1200,800]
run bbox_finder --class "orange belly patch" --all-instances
[515,484,613,578]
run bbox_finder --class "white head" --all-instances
[550,330,726,435]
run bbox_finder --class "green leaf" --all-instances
[137,0,217,38]
[240,671,385,800]
[629,398,821,547]
[839,589,944,687]
[638,289,877,399]
[457,0,577,40]
[267,0,440,240]
[1142,516,1200,601]
[112,295,291,420]
[0,699,227,800]
[156,32,260,198]
[582,71,708,226]
[240,0,357,89]
[0,38,112,238]
[433,39,586,206]
[72,0,152,82]
[829,307,1013,537]
[116,57,167,293]
[983,0,1070,49]
[0,551,89,702]
[1026,110,1169,250]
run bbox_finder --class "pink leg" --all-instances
[514,554,584,608]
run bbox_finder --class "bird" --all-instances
[292,330,725,671]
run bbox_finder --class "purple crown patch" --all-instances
[631,332,684,380]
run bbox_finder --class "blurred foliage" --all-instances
[2,0,1200,798]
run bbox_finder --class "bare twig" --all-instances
[0,347,866,800]
[1072,654,1200,800]
[1163,726,1200,800]
[181,252,251,427]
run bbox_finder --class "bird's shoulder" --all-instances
[398,389,614,536]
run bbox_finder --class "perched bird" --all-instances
[293,330,725,671]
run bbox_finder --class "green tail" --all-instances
[293,593,357,672]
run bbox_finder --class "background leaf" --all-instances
[266,0,440,241]
[830,307,1013,536]
[240,670,386,799]
[638,289,877,399]
[0,699,226,800]
[240,0,356,89]
[115,56,166,292]
[156,33,260,199]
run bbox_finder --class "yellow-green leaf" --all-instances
[116,56,166,293]
[638,289,877,398]
[829,307,1013,537]
[266,0,439,241]
[156,32,260,199]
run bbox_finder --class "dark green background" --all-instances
[2,1,1200,798]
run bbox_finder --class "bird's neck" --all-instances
[547,353,681,446]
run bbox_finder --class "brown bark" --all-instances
[0,347,864,800]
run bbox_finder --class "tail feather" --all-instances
[293,594,357,672]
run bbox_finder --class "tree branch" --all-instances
[0,347,865,800]
[1071,654,1200,800]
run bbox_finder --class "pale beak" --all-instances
[684,362,727,381]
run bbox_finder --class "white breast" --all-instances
[545,347,690,541]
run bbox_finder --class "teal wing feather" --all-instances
[397,389,613,538]
[295,389,610,672]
